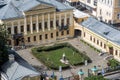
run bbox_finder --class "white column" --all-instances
[59,14,61,26]
[30,16,33,34]
[18,21,21,34]
[54,12,56,30]
[36,15,39,33]
[48,13,50,31]
[64,13,67,26]
[24,17,27,35]
[11,22,14,34]
[42,14,45,32]
[70,12,73,26]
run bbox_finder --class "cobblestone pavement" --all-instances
[17,38,109,79]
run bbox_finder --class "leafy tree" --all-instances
[84,75,108,80]
[0,24,8,65]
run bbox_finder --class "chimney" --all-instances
[9,54,15,62]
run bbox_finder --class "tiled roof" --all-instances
[81,17,120,45]
[0,0,73,20]
[1,52,40,80]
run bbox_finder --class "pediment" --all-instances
[29,3,55,11]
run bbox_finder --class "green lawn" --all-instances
[32,43,91,70]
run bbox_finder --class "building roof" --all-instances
[0,0,73,20]
[1,51,40,80]
[73,9,90,18]
[81,17,120,45]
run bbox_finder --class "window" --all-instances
[61,31,64,35]
[90,36,92,41]
[93,38,95,43]
[56,32,59,36]
[33,36,36,41]
[51,33,53,38]
[56,20,59,26]
[115,50,118,55]
[45,22,47,29]
[100,42,102,47]
[104,44,106,49]
[39,23,42,30]
[39,35,42,40]
[100,9,102,15]
[28,37,30,42]
[117,13,120,19]
[67,30,69,35]
[14,26,18,34]
[61,19,64,26]
[50,21,53,28]
[7,27,11,34]
[84,32,86,37]
[87,0,91,3]
[97,40,99,45]
[45,34,48,39]
[33,23,36,31]
[118,0,120,6]
[27,24,30,32]
[21,26,24,32]
[94,0,97,6]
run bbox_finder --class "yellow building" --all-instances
[77,17,120,61]
[0,0,74,47]
[97,0,120,24]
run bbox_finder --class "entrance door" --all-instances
[14,38,19,46]
[109,47,113,55]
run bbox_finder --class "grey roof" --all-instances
[1,51,40,80]
[0,0,73,20]
[81,17,120,45]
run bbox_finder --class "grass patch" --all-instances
[32,43,91,70]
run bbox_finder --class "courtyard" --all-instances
[17,38,108,78]
[32,43,91,70]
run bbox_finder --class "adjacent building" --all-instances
[96,0,120,24]
[77,17,120,61]
[65,0,97,16]
[1,53,40,80]
[0,0,74,47]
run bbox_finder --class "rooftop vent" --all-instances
[103,31,109,35]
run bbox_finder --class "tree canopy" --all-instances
[0,24,8,65]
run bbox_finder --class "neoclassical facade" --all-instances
[78,17,120,61]
[0,0,74,47]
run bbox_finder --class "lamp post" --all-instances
[91,66,98,75]
[78,69,84,80]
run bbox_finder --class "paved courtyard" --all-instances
[17,38,109,79]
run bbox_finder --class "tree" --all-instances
[84,75,108,80]
[0,24,8,65]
